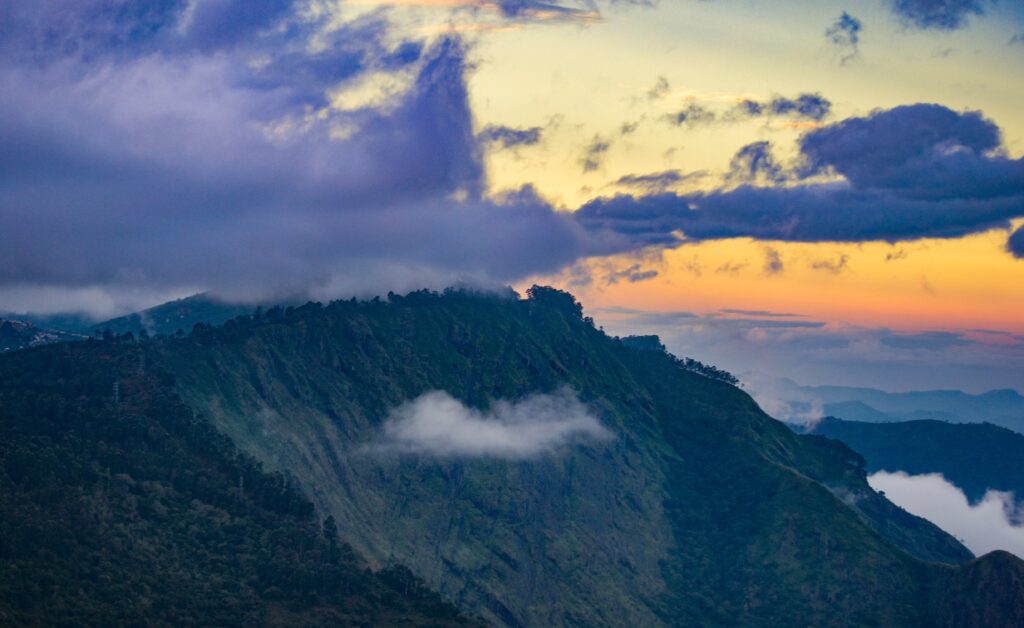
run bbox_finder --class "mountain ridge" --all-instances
[2,287,1023,626]
[764,378,1024,433]
[150,287,1012,626]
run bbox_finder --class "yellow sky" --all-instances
[530,224,1024,335]
[343,1,1024,337]
[455,2,1024,336]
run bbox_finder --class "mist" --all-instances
[869,471,1024,559]
[371,388,613,459]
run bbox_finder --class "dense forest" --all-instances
[0,339,476,626]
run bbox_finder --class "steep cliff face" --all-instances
[151,288,1014,627]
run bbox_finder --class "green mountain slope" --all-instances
[0,341,477,627]
[144,287,1020,627]
[809,417,1024,504]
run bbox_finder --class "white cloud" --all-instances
[868,471,1024,559]
[371,388,612,459]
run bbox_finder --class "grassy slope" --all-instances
[153,288,1015,627]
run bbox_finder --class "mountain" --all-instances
[2,287,1023,626]
[808,417,1024,505]
[0,319,85,353]
[150,288,1016,626]
[766,378,1024,434]
[0,312,97,335]
[0,340,476,626]
[93,293,261,337]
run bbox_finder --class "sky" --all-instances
[1,0,1022,393]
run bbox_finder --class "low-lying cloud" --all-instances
[371,388,613,459]
[869,471,1024,559]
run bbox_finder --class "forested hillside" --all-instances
[145,287,1021,627]
[0,340,476,627]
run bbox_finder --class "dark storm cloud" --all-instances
[825,12,862,64]
[1009,227,1024,259]
[479,125,544,149]
[574,104,1024,247]
[886,0,989,30]
[0,3,630,308]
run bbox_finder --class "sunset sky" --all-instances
[1,0,1022,392]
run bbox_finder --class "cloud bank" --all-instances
[868,471,1024,559]
[575,104,1024,249]
[0,1,630,312]
[371,388,612,459]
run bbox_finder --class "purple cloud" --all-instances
[1009,227,1024,259]
[0,3,623,309]
[575,104,1024,247]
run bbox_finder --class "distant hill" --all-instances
[0,319,85,353]
[768,378,1024,434]
[808,417,1024,506]
[1,294,256,354]
[93,293,262,337]
[0,312,97,335]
